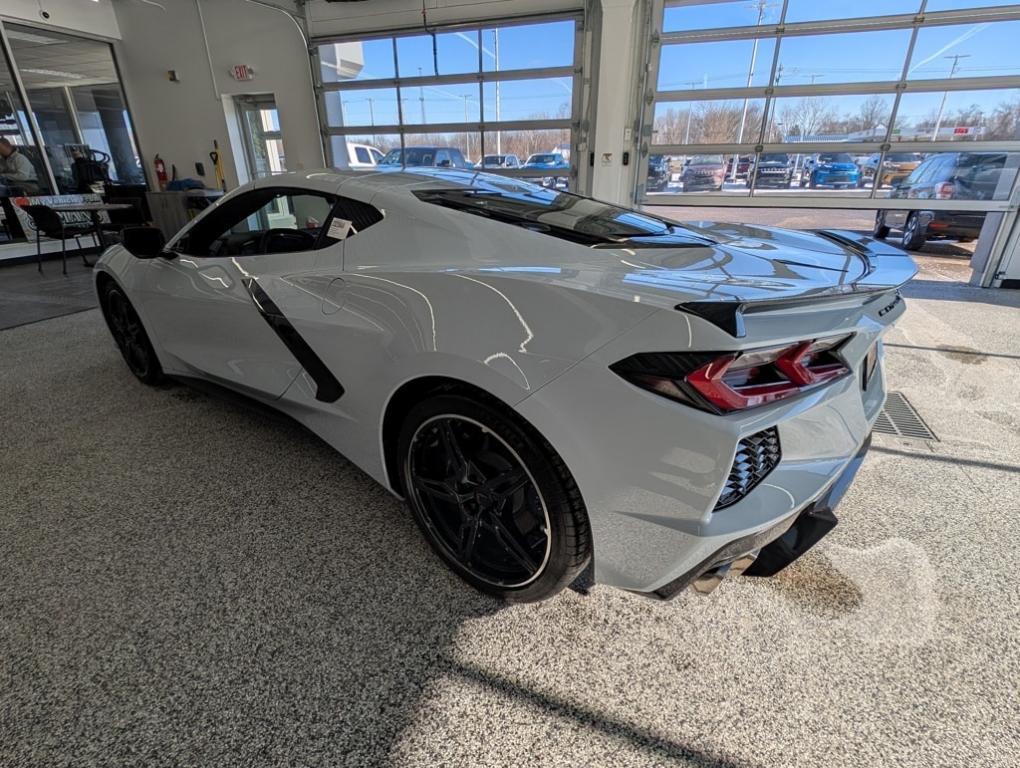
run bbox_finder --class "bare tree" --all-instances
[778,97,836,139]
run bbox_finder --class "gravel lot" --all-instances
[1,256,1017,767]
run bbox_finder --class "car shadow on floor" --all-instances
[4,365,761,768]
[1,371,508,765]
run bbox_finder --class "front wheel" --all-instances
[398,393,591,602]
[902,212,927,251]
[99,281,164,385]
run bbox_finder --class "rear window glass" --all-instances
[414,177,714,248]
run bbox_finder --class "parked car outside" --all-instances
[477,154,522,169]
[874,151,1007,249]
[345,143,385,169]
[523,153,569,170]
[524,152,570,189]
[801,153,861,189]
[647,155,671,192]
[378,146,470,169]
[682,154,726,192]
[725,155,754,180]
[858,152,924,188]
[751,153,793,189]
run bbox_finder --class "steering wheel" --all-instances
[257,228,317,255]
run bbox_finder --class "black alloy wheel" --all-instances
[399,394,591,602]
[902,212,927,251]
[100,282,163,384]
[873,211,890,240]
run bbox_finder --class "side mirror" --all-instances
[122,226,167,258]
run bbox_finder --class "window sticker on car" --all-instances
[328,218,353,240]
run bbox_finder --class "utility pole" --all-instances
[417,66,426,123]
[367,97,374,126]
[732,0,774,182]
[931,54,970,140]
[463,95,471,159]
[493,29,501,154]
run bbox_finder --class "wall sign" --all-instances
[230,64,255,81]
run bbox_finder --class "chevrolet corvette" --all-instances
[95,168,915,602]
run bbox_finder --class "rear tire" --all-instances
[398,393,591,602]
[902,212,927,251]
[99,281,164,385]
[873,211,890,240]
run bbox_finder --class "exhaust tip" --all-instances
[692,551,759,595]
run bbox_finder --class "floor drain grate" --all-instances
[873,391,938,441]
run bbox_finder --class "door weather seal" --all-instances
[243,278,344,403]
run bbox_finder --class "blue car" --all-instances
[524,152,569,170]
[802,153,861,189]
[524,152,570,189]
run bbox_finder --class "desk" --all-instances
[48,202,133,253]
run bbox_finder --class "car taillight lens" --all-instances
[935,181,955,199]
[611,335,852,413]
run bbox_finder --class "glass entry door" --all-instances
[236,95,286,180]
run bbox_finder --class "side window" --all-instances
[451,149,467,168]
[326,195,385,236]
[370,148,384,164]
[435,149,452,167]
[179,188,338,257]
[355,146,371,164]
[905,158,936,186]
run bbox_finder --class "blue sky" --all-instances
[659,19,1020,90]
[324,11,1020,129]
[324,20,574,126]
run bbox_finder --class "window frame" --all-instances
[177,187,347,257]
[312,12,586,190]
[639,0,1020,211]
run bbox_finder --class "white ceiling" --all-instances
[3,26,119,91]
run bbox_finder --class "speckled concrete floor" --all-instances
[1,261,1018,767]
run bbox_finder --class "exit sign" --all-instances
[230,64,254,81]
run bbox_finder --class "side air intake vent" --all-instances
[715,427,781,511]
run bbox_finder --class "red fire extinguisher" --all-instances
[154,154,168,191]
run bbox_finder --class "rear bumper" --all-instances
[649,434,870,599]
[926,211,985,238]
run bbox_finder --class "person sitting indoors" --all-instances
[0,138,41,195]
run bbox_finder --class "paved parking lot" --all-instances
[1,255,1018,767]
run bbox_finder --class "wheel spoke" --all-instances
[414,476,463,504]
[477,469,529,503]
[437,420,469,473]
[457,516,481,563]
[486,514,538,573]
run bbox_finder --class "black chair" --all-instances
[99,197,145,238]
[23,204,97,276]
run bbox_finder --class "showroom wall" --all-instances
[112,0,322,189]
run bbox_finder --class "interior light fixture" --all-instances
[21,68,86,80]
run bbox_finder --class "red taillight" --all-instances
[935,181,955,199]
[612,336,852,413]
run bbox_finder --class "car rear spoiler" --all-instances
[676,229,917,338]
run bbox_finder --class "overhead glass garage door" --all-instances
[314,16,584,191]
[638,0,1020,215]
